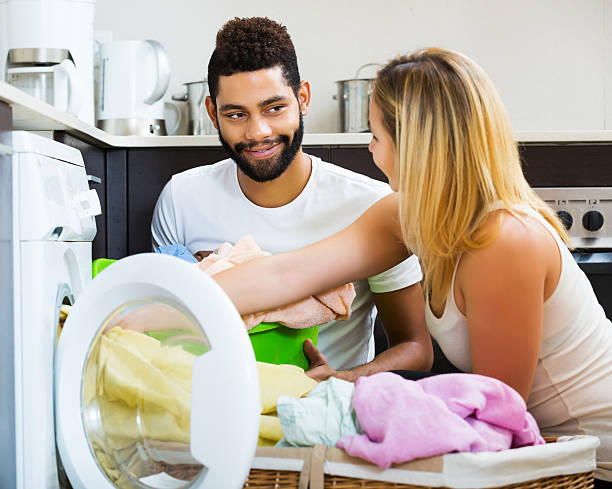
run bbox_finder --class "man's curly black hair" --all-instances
[207,17,301,104]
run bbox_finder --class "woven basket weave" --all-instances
[243,437,597,489]
[243,470,594,488]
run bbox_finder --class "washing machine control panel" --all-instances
[16,152,100,241]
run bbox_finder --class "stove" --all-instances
[535,187,612,249]
[534,187,612,318]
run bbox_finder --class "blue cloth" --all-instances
[156,244,198,263]
[276,377,361,447]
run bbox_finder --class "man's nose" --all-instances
[245,114,273,141]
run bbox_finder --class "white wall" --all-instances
[95,0,609,133]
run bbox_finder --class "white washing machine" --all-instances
[5,132,261,489]
[11,131,99,489]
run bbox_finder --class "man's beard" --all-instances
[218,114,304,183]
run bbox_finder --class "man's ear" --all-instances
[297,80,311,116]
[205,96,219,130]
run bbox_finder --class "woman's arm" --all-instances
[213,193,409,315]
[456,213,560,400]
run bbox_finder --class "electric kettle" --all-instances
[96,40,172,136]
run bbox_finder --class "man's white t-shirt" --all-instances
[151,155,422,370]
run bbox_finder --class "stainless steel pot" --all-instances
[172,80,216,135]
[334,63,381,133]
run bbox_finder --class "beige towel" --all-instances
[197,236,356,330]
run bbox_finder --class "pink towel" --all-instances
[336,372,544,469]
[197,236,356,330]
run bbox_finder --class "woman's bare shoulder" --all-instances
[477,209,554,253]
[460,209,556,279]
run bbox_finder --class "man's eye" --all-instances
[268,105,284,113]
[227,113,245,120]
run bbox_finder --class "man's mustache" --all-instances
[234,135,290,152]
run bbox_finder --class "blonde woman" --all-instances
[215,48,612,485]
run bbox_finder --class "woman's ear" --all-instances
[297,80,311,116]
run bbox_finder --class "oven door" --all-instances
[574,251,612,319]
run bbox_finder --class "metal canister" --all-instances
[172,80,216,135]
[334,63,381,133]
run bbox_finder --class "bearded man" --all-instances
[151,17,431,381]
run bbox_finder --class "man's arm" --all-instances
[305,283,433,382]
[151,180,180,251]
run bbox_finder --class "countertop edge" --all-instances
[4,81,612,147]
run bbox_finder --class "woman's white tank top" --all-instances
[425,206,612,481]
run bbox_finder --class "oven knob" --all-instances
[556,210,573,231]
[582,210,604,232]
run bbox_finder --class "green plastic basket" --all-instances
[248,322,318,370]
[92,258,317,369]
[145,323,318,370]
[145,329,209,356]
[92,258,116,278]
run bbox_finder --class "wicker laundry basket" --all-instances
[243,436,599,489]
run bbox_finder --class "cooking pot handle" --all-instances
[144,40,171,105]
[355,62,383,79]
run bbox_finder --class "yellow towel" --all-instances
[86,327,317,450]
[258,414,284,446]
[98,328,193,418]
[258,362,318,414]
[87,327,194,450]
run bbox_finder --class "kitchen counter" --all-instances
[3,80,612,147]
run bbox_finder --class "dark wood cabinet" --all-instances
[53,134,612,260]
[519,143,612,187]
[127,147,226,255]
[330,147,387,182]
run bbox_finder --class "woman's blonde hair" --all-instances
[372,47,569,301]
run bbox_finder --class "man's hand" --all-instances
[304,339,337,382]
[194,250,214,261]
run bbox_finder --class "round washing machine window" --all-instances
[82,299,209,488]
[55,254,261,489]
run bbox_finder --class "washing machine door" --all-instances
[55,253,261,489]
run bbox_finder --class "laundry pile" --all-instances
[257,361,318,446]
[84,326,318,453]
[275,371,545,469]
[83,321,545,483]
[276,376,360,447]
[193,235,356,330]
[86,327,195,448]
